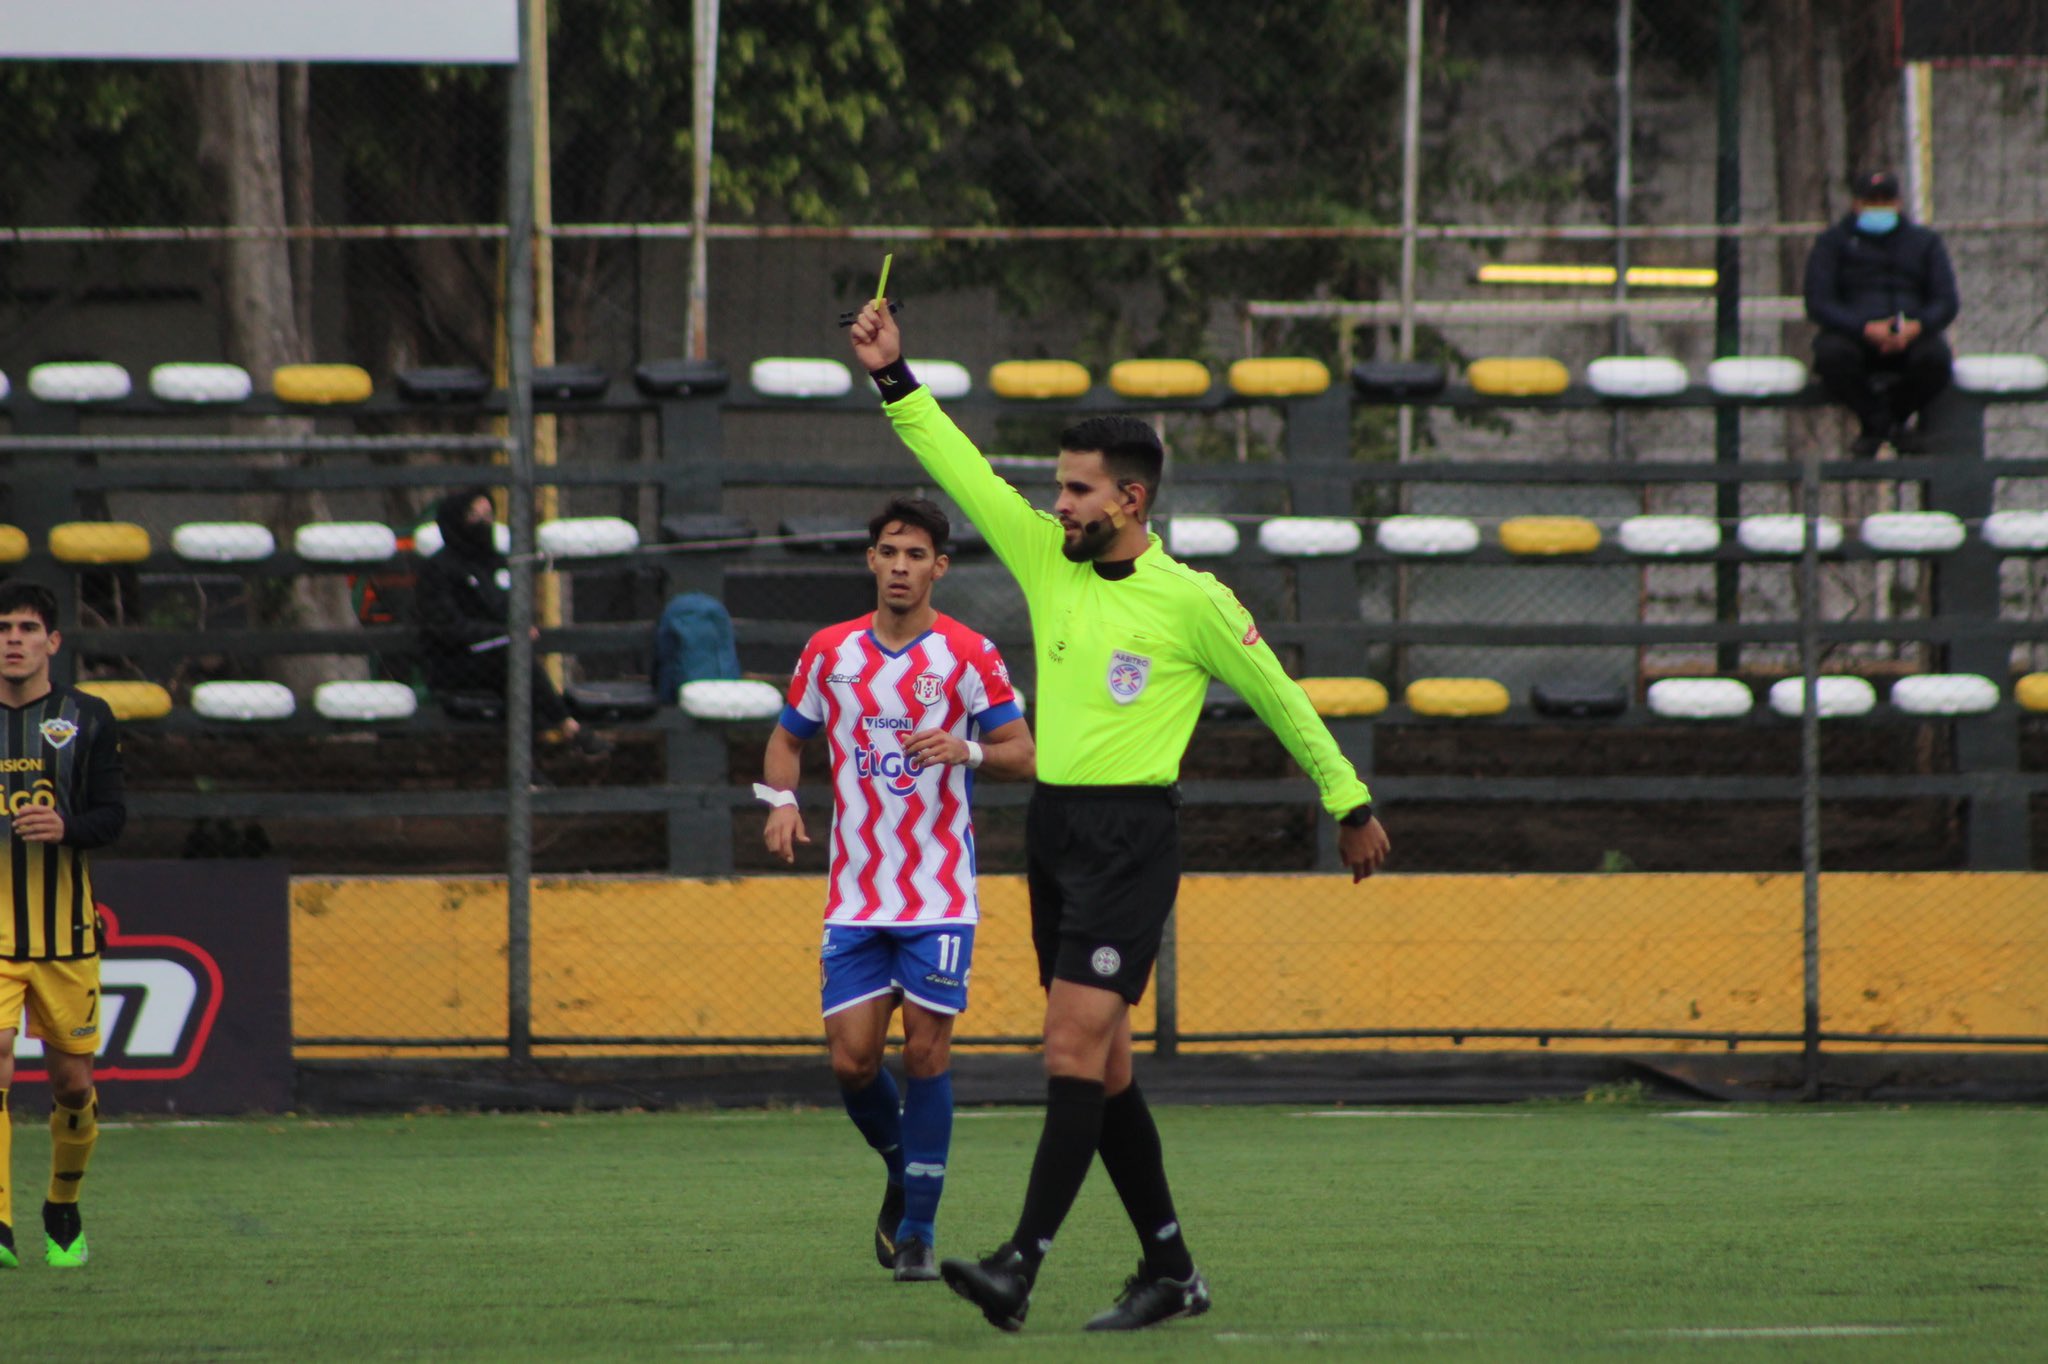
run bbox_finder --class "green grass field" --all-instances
[3,1100,2043,1361]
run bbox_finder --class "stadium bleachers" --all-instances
[4,347,2047,872]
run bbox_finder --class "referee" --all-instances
[0,583,125,1269]
[850,302,1388,1331]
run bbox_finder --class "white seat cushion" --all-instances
[413,520,511,557]
[1705,356,1808,396]
[1859,511,1965,554]
[191,680,297,721]
[537,516,640,559]
[1890,673,2000,716]
[28,361,131,403]
[295,523,399,562]
[679,678,784,720]
[149,362,253,404]
[750,358,853,398]
[313,681,418,721]
[1618,515,1720,556]
[1737,514,1842,555]
[1952,353,2048,394]
[1983,510,2048,551]
[1768,676,1876,717]
[1646,678,1753,719]
[1258,517,1363,557]
[1376,516,1481,556]
[171,522,276,563]
[906,359,971,400]
[1166,516,1240,558]
[1586,356,1688,397]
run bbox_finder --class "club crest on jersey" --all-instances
[39,717,78,750]
[913,672,945,706]
[1107,650,1151,704]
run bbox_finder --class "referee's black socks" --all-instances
[1010,1075,1105,1270]
[1096,1082,1196,1280]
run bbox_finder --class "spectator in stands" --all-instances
[1803,169,1959,456]
[416,488,607,755]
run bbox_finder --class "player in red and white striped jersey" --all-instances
[761,497,1033,1283]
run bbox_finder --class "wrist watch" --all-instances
[1338,803,1374,829]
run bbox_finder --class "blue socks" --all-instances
[896,1071,954,1247]
[840,1069,906,1186]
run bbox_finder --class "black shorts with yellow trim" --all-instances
[1025,782,1181,1005]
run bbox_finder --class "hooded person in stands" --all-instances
[415,487,607,755]
[1803,169,1959,456]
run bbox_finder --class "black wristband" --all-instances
[1338,803,1374,828]
[869,358,922,403]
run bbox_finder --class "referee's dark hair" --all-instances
[0,581,59,630]
[869,496,951,555]
[1059,415,1164,517]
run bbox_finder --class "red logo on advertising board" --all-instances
[13,905,224,1083]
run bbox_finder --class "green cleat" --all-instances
[43,1202,87,1268]
[0,1223,18,1269]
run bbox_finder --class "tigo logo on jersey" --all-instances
[1107,650,1151,704]
[913,672,945,706]
[39,717,78,750]
[855,743,926,796]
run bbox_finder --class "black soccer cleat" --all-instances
[940,1243,1033,1332]
[1083,1263,1212,1331]
[892,1236,939,1282]
[874,1182,906,1269]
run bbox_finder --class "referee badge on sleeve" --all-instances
[1107,650,1152,704]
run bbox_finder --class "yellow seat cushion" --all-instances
[1227,358,1331,398]
[1407,677,1511,717]
[1467,357,1570,396]
[1298,677,1389,717]
[988,360,1090,400]
[77,680,173,721]
[2017,673,2048,713]
[0,526,27,563]
[50,521,151,564]
[1499,515,1602,555]
[274,363,374,405]
[1108,359,1211,400]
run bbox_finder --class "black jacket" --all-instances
[415,495,513,691]
[1803,213,1959,338]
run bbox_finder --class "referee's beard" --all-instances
[1060,515,1121,563]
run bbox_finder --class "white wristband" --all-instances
[965,741,985,770]
[752,783,797,809]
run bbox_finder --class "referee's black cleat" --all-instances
[874,1182,905,1269]
[940,1243,1033,1332]
[1083,1263,1211,1331]
[892,1236,939,1282]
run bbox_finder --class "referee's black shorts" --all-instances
[1025,782,1181,1004]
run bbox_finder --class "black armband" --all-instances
[1338,803,1374,829]
[869,358,922,403]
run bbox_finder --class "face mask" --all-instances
[1856,208,1900,235]
[453,517,497,553]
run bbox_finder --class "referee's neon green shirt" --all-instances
[885,385,1372,817]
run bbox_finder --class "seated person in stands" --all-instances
[416,487,607,755]
[1803,169,1958,456]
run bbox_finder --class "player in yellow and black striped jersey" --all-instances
[0,583,125,1271]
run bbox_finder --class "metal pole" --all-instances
[1395,0,1422,464]
[1610,0,1632,462]
[504,0,539,1065]
[1712,0,1743,673]
[1798,443,1823,1101]
[687,0,721,358]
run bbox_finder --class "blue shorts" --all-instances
[820,922,976,1018]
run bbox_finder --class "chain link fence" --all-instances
[2,1,2045,1066]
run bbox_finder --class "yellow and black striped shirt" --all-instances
[0,685,125,960]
